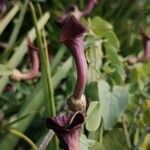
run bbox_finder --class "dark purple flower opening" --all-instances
[138,30,150,62]
[46,112,84,150]
[59,16,88,99]
[10,40,39,80]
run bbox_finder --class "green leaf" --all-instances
[91,16,113,35]
[102,31,120,50]
[0,3,20,35]
[86,101,101,131]
[85,37,103,82]
[0,0,29,62]
[80,134,95,150]
[104,45,125,83]
[86,82,99,101]
[103,129,128,150]
[142,108,150,125]
[90,16,120,49]
[141,82,150,99]
[98,80,128,130]
[90,142,105,150]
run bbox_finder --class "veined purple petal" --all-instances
[46,112,84,150]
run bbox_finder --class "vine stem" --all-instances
[121,115,132,149]
[9,129,38,150]
[39,130,55,150]
[30,3,58,150]
[99,120,103,144]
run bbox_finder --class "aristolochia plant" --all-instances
[128,29,150,64]
[138,29,150,62]
[45,0,97,149]
[10,40,39,80]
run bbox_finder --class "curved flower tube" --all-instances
[128,30,150,64]
[138,30,150,62]
[0,0,7,14]
[59,16,88,101]
[10,40,39,80]
[81,0,98,17]
[46,112,84,150]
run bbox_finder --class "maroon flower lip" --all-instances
[46,112,84,150]
[10,40,39,80]
[138,30,150,62]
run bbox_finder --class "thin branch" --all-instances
[121,115,132,149]
[9,129,38,150]
[39,130,55,150]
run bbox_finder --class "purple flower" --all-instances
[59,16,88,100]
[0,0,7,14]
[10,40,39,80]
[138,30,150,62]
[46,112,84,150]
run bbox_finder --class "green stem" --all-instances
[30,2,56,116]
[122,115,132,149]
[30,3,58,150]
[0,3,20,35]
[0,0,29,62]
[99,120,103,144]
[9,129,38,150]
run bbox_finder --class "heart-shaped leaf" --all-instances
[98,80,128,130]
[86,101,101,131]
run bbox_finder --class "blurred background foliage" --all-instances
[0,0,150,149]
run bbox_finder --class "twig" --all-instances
[39,129,55,150]
[9,128,38,150]
[99,120,103,144]
[121,115,132,149]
